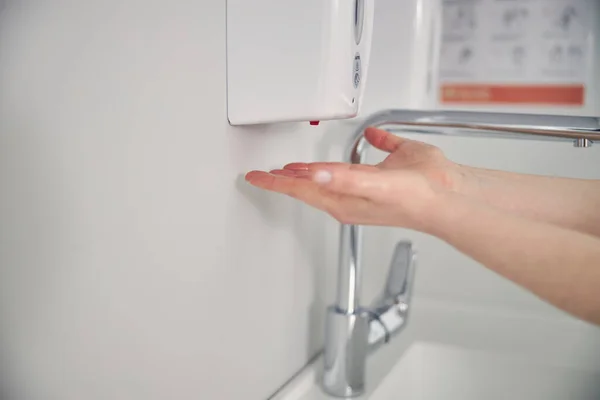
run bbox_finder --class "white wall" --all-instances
[0,2,339,399]
[0,1,598,400]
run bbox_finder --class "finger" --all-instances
[246,171,297,191]
[270,168,314,180]
[246,170,378,224]
[364,127,407,153]
[283,162,376,172]
[282,162,310,171]
[245,170,337,210]
[365,127,444,166]
[365,127,431,155]
[269,169,296,177]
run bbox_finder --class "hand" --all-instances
[245,128,468,232]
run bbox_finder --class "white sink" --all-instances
[370,342,600,400]
[273,299,600,400]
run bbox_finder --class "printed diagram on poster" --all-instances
[547,3,581,33]
[443,2,477,33]
[500,6,529,33]
[437,0,597,106]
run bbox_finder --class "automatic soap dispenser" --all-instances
[226,0,375,125]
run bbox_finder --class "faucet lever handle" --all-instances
[367,241,417,350]
[383,241,416,304]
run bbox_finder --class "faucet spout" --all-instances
[321,109,600,398]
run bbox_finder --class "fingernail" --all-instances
[313,170,332,184]
[270,169,295,177]
[284,163,309,171]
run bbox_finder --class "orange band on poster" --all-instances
[440,84,585,105]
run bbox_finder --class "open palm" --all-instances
[245,128,466,231]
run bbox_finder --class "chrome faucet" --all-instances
[321,109,600,398]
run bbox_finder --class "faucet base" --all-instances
[322,306,370,398]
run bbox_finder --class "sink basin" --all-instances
[371,342,600,400]
[273,299,600,400]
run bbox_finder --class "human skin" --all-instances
[245,128,600,325]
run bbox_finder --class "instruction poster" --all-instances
[437,0,597,106]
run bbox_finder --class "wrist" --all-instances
[418,190,474,238]
[453,164,481,197]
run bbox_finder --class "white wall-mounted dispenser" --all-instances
[226,0,375,125]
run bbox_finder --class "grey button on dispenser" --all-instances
[353,53,361,88]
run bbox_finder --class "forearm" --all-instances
[428,192,600,325]
[459,166,600,237]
